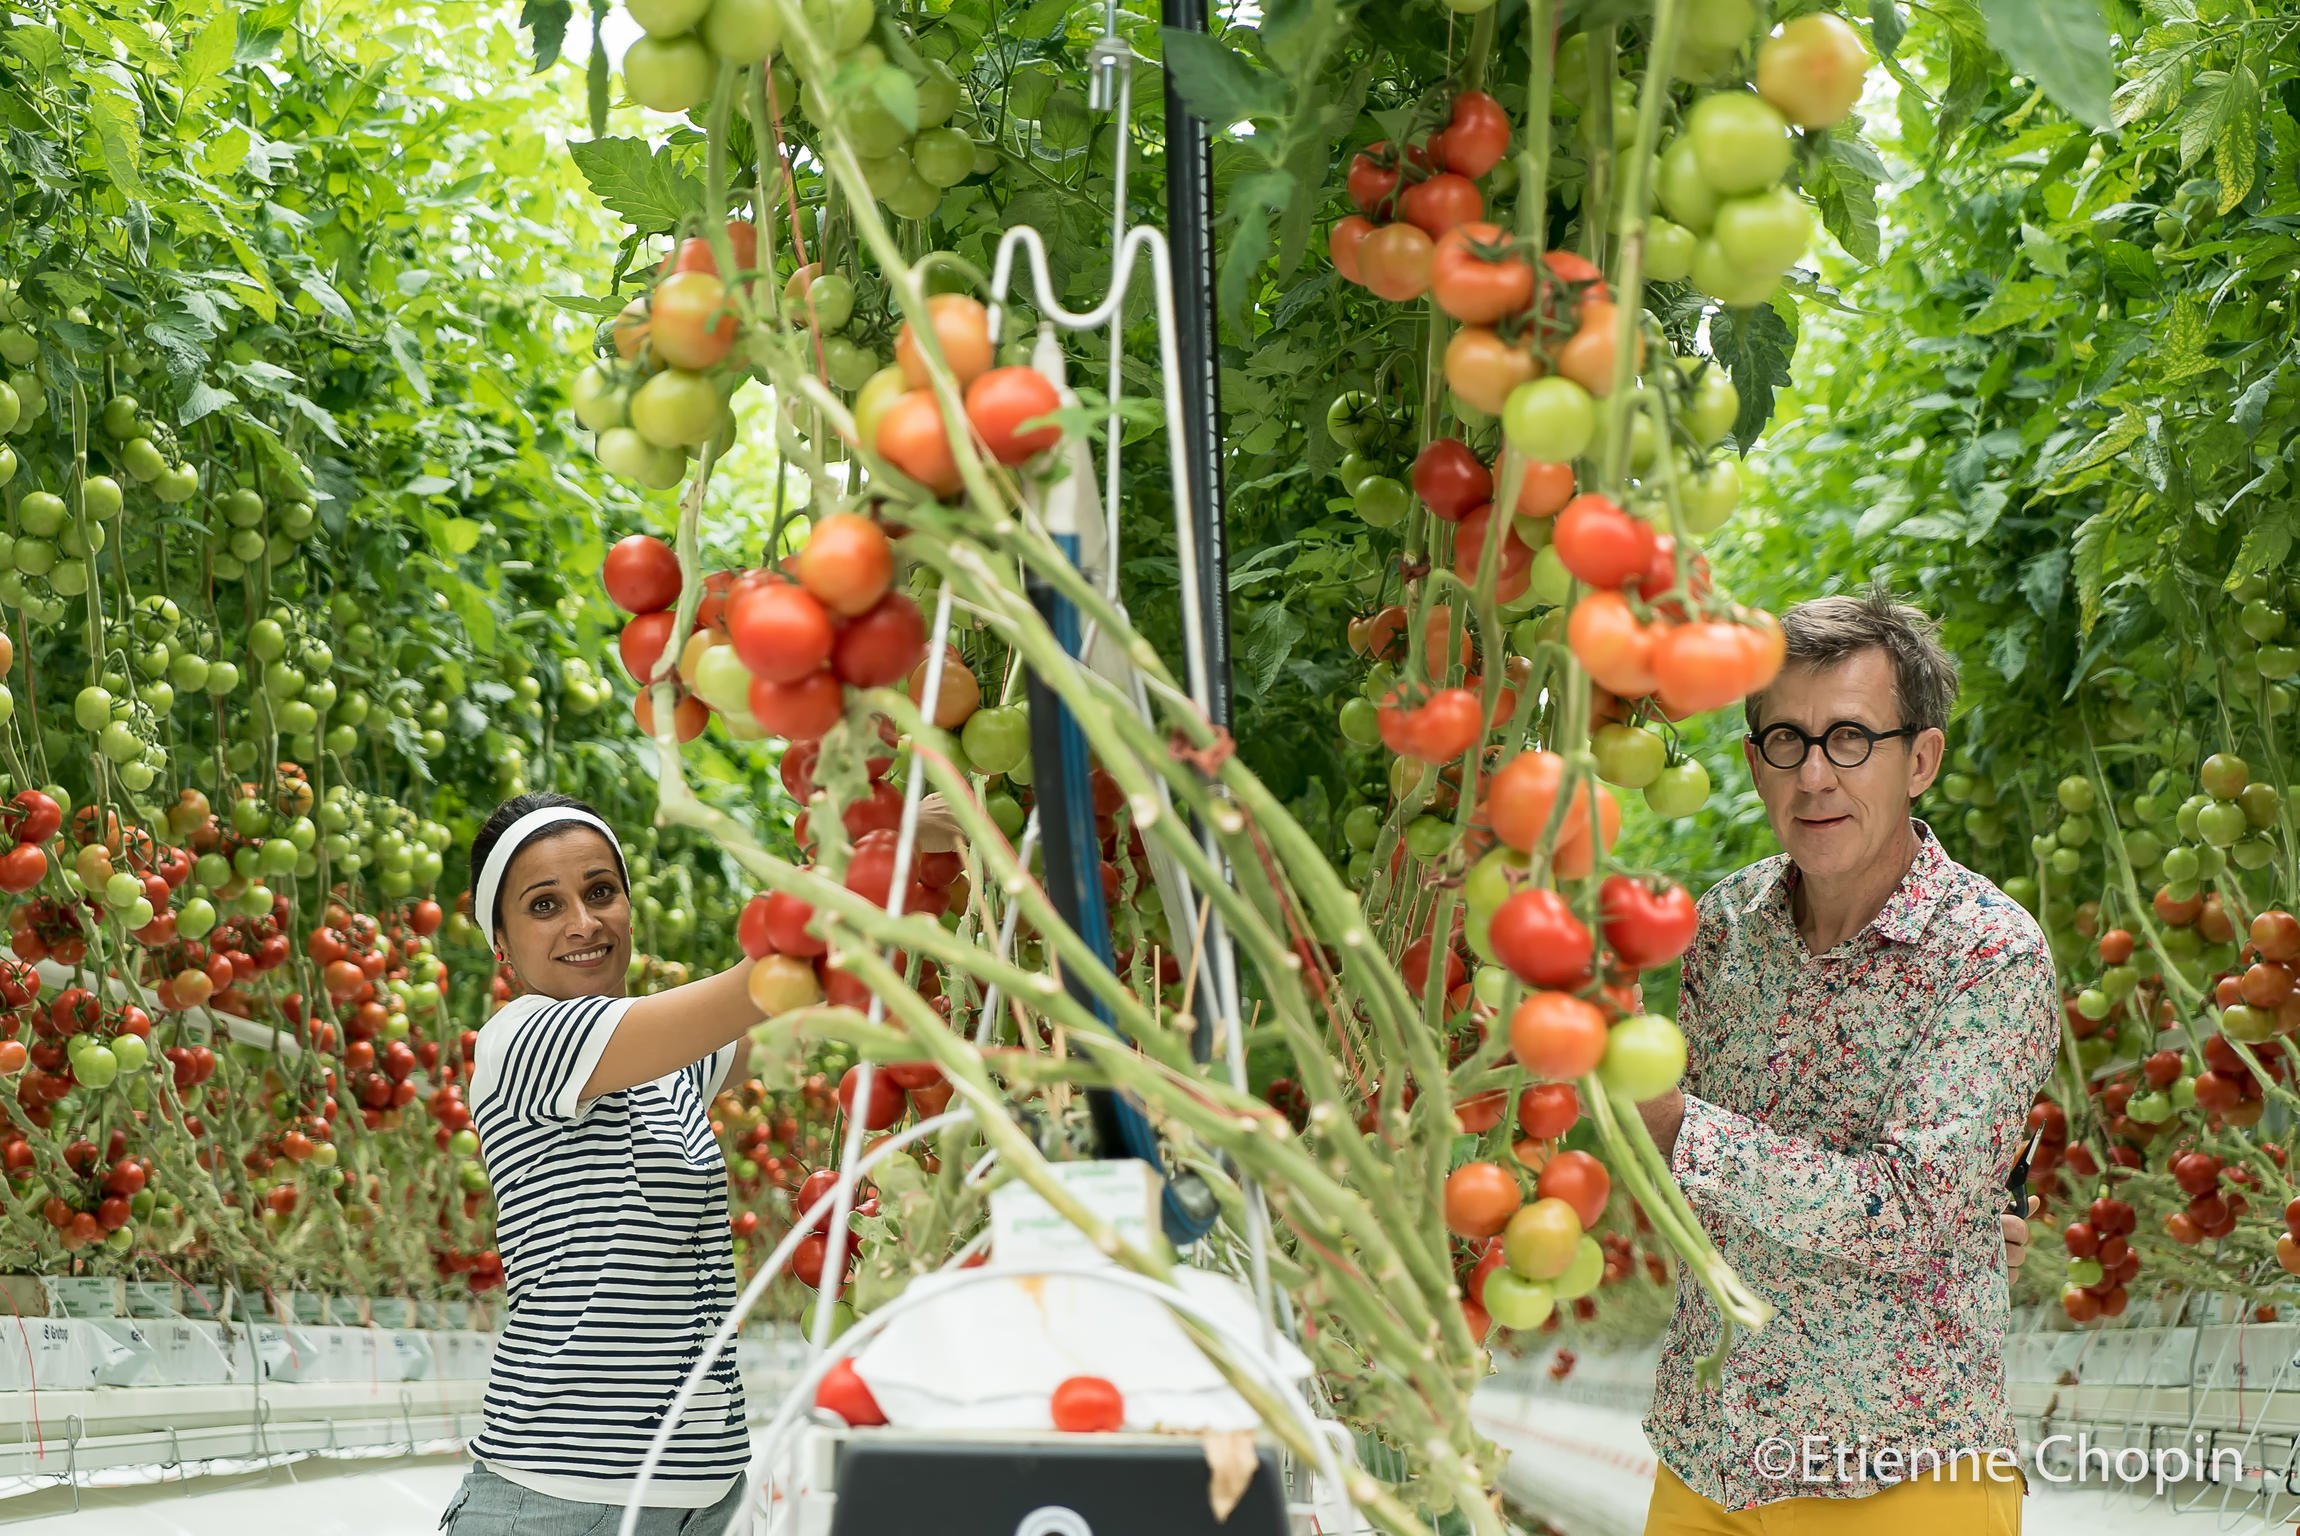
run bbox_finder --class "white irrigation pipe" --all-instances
[614,1107,976,1535]
[737,1261,1359,1536]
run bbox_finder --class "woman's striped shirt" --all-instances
[466,992,747,1508]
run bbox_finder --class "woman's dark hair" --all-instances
[468,792,627,934]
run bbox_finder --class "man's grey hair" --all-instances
[1742,587,1960,736]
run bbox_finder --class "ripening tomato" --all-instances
[1443,1159,1524,1238]
[895,293,994,388]
[1350,605,1408,661]
[1757,13,1872,129]
[1552,495,1656,589]
[1438,90,1509,179]
[1518,1082,1580,1139]
[602,534,683,613]
[632,689,709,742]
[1537,1150,1610,1230]
[1651,621,1768,716]
[2254,910,2300,961]
[833,592,928,688]
[1553,301,1641,397]
[1050,1375,1125,1432]
[1358,222,1436,302]
[908,646,981,728]
[1444,327,1539,416]
[1541,249,1605,292]
[1568,590,1659,700]
[1503,1198,1582,1280]
[1346,144,1401,214]
[1506,458,1576,518]
[1487,750,1582,853]
[1401,172,1483,237]
[964,366,1063,464]
[748,671,846,740]
[874,390,964,498]
[1489,888,1594,989]
[1451,503,1534,600]
[649,271,738,371]
[1430,223,1533,324]
[1549,785,1620,880]
[1400,935,1467,998]
[1600,876,1698,970]
[798,513,895,617]
[1509,990,1608,1078]
[1413,439,1492,521]
[664,220,760,277]
[1329,216,1375,284]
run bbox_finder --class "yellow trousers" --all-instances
[1644,1461,2020,1535]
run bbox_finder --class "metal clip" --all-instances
[1087,35,1130,113]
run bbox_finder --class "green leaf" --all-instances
[1216,170,1292,334]
[4,28,61,74]
[1870,0,1906,58]
[568,137,700,237]
[1160,29,1284,125]
[2229,504,2299,587]
[2232,364,2282,434]
[178,380,235,425]
[1974,0,2114,128]
[1241,600,1305,696]
[1811,141,1881,264]
[2020,547,2070,617]
[2172,62,2260,211]
[448,580,499,655]
[176,11,237,116]
[520,0,574,71]
[2113,22,2201,127]
[1934,0,1998,144]
[2070,511,2116,633]
[2155,295,2215,382]
[2045,410,2143,490]
[2101,239,2160,295]
[1709,298,1798,452]
[1963,277,2057,335]
[441,517,483,555]
[1988,618,2034,681]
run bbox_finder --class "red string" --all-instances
[761,71,831,389]
[0,1283,41,1458]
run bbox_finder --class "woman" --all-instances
[439,791,764,1534]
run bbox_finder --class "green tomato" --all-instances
[121,437,165,482]
[18,490,63,537]
[1325,390,1384,452]
[111,1034,149,1075]
[2065,1256,2104,1289]
[1354,475,1410,528]
[1549,1234,1606,1301]
[985,790,1026,842]
[1502,377,1595,464]
[1463,845,1532,923]
[1646,218,1698,283]
[73,685,112,732]
[2122,828,2163,869]
[2198,800,2248,848]
[1481,1268,1556,1330]
[1685,369,1740,448]
[1679,457,1739,534]
[1598,1013,1687,1102]
[100,394,139,439]
[1644,758,1711,818]
[1342,805,1383,851]
[962,705,1031,775]
[571,365,629,432]
[1404,815,1455,859]
[911,128,976,189]
[1528,545,1573,607]
[624,34,715,113]
[81,474,122,521]
[1334,452,1381,496]
[703,0,783,61]
[1338,696,1382,748]
[1709,185,1812,278]
[2056,775,2097,814]
[1656,137,1719,234]
[1692,237,1780,307]
[1686,91,1792,195]
[631,368,726,449]
[75,1044,118,1090]
[1592,722,1666,789]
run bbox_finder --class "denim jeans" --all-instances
[440,1463,749,1535]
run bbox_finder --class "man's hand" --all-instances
[2003,1196,2038,1279]
[1636,1090,1686,1161]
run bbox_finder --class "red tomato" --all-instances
[1348,605,1408,660]
[1600,876,1698,970]
[1430,222,1532,324]
[832,592,928,688]
[737,894,776,960]
[1451,502,1534,600]
[1346,144,1401,214]
[1413,438,1493,521]
[1650,621,1772,716]
[1443,1160,1524,1238]
[1401,172,1483,237]
[1439,90,1510,178]
[1358,222,1435,302]
[1506,457,1576,518]
[763,888,826,957]
[1378,686,1484,762]
[798,513,896,617]
[1518,1082,1580,1138]
[727,580,835,683]
[1537,1149,1611,1229]
[618,609,678,685]
[0,843,45,894]
[815,1358,886,1424]
[964,366,1063,464]
[1486,750,1585,853]
[1490,888,1594,988]
[1329,215,1374,283]
[9,791,59,846]
[1552,495,1656,589]
[838,1064,907,1130]
[1542,249,1606,293]
[874,390,964,498]
[664,221,760,276]
[748,672,847,741]
[603,534,683,613]
[1050,1375,1125,1432]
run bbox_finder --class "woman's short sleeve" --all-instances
[468,994,635,1126]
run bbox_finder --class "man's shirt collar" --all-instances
[1749,817,1950,953]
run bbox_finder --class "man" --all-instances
[1636,591,2058,1534]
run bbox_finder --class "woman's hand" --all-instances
[2003,1196,2038,1280]
[915,792,965,852]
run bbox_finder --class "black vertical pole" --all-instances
[1164,0,1229,1068]
[1162,0,1230,731]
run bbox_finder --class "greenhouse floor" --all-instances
[0,1451,465,1532]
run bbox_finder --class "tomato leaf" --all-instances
[176,11,238,117]
[1974,0,2114,129]
[1159,29,1284,126]
[519,0,574,72]
[1869,0,1906,59]
[1707,297,1797,452]
[2174,63,2260,212]
[569,136,701,238]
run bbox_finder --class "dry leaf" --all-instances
[1204,1429,1258,1522]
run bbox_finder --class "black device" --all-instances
[2006,1127,2044,1218]
[826,1431,1292,1536]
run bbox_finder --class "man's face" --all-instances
[1743,648,1944,881]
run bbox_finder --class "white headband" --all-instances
[474,807,625,938]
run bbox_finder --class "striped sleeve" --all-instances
[470,994,634,1127]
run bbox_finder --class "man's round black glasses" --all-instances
[1750,720,1919,771]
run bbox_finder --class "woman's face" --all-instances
[493,829,632,1000]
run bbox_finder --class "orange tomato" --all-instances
[895,293,994,389]
[1509,991,1609,1078]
